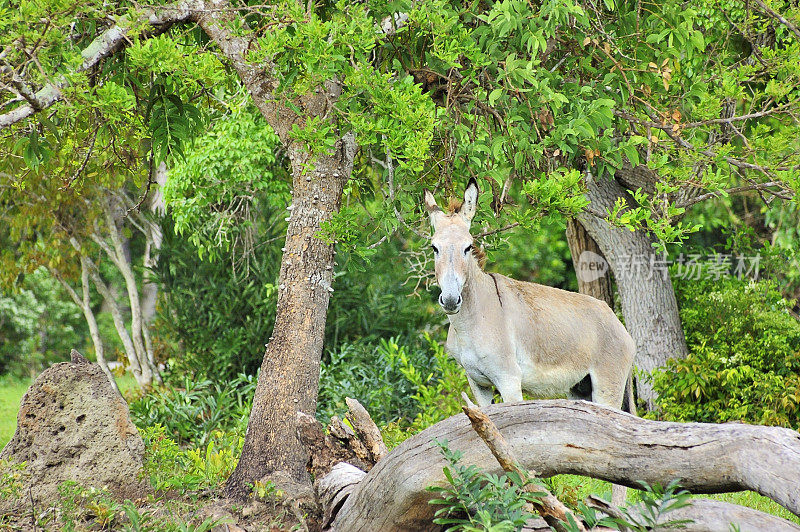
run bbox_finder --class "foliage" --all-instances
[324,241,434,347]
[139,425,243,494]
[0,459,26,500]
[427,441,693,532]
[0,267,88,377]
[605,480,693,532]
[153,216,281,383]
[379,334,471,448]
[129,373,256,446]
[318,337,429,426]
[428,440,547,531]
[652,269,800,428]
[164,102,290,261]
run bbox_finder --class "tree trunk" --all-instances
[84,256,152,388]
[103,203,161,384]
[224,134,356,499]
[78,261,119,394]
[331,400,800,531]
[577,174,688,408]
[141,162,167,328]
[51,266,119,394]
[565,218,614,307]
[192,0,358,499]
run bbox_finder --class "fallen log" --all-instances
[520,499,800,532]
[331,399,800,531]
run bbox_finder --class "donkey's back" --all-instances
[444,269,635,410]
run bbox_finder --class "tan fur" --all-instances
[427,198,636,411]
[447,197,463,214]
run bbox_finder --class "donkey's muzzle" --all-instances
[439,294,463,314]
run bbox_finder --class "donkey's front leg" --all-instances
[467,376,495,407]
[494,374,524,404]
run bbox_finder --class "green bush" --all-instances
[652,271,800,428]
[427,441,692,532]
[129,373,256,445]
[139,425,243,494]
[153,215,281,382]
[318,333,469,435]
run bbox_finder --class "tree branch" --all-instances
[461,393,585,532]
[752,0,800,42]
[676,180,794,209]
[0,2,195,130]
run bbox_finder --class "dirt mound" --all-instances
[0,350,148,510]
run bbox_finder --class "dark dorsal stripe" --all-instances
[489,273,503,307]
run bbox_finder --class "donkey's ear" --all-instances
[459,178,479,225]
[423,188,445,230]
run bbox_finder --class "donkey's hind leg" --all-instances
[588,371,629,507]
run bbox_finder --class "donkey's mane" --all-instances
[472,246,487,269]
[444,197,486,269]
[446,197,463,214]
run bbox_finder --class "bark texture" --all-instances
[332,400,800,531]
[565,218,614,307]
[223,142,352,498]
[577,173,689,407]
[193,0,358,499]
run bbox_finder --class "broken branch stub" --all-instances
[460,392,585,532]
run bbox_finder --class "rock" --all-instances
[0,350,148,509]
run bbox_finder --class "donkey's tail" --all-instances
[622,370,637,416]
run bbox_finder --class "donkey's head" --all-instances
[424,178,479,315]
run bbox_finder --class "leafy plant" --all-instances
[0,459,26,500]
[139,425,243,494]
[652,269,800,428]
[428,440,545,531]
[605,480,693,532]
[427,441,693,532]
[129,373,256,445]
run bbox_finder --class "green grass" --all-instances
[0,376,31,450]
[547,474,800,525]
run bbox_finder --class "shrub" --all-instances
[129,373,256,445]
[140,425,243,494]
[318,332,470,448]
[153,216,281,383]
[427,441,692,532]
[651,271,800,428]
[428,440,546,531]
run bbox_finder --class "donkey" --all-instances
[424,178,636,414]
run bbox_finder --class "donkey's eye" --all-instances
[431,244,439,254]
[464,244,473,255]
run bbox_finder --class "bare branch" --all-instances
[676,180,794,209]
[461,393,586,532]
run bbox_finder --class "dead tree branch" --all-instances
[329,400,800,530]
[461,392,585,532]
